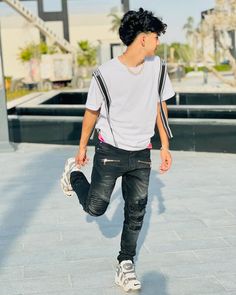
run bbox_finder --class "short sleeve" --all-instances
[161,73,175,102]
[85,77,103,110]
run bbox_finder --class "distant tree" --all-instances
[156,43,170,60]
[108,13,122,32]
[183,16,199,64]
[170,43,194,64]
[183,16,195,42]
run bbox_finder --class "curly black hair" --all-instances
[119,7,167,46]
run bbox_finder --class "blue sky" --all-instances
[0,0,215,43]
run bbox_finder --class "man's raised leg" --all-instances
[61,150,120,216]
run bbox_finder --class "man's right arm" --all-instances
[75,108,100,167]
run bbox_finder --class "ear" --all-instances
[139,33,146,47]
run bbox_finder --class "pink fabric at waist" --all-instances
[98,133,152,149]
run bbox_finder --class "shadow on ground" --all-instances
[0,146,64,267]
[140,271,168,295]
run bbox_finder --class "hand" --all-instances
[159,149,172,174]
[75,146,89,168]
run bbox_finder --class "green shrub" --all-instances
[198,66,207,72]
[77,40,97,67]
[18,42,59,62]
[184,66,194,73]
[214,64,232,71]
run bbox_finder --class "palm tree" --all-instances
[183,17,200,65]
[108,13,121,32]
[183,16,195,43]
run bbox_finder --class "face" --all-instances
[143,32,160,56]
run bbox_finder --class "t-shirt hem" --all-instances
[162,91,175,102]
[85,104,100,111]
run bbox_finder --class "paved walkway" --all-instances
[0,143,236,295]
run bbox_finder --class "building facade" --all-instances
[1,12,122,79]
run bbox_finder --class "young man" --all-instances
[61,8,174,292]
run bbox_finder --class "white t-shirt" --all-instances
[86,55,175,151]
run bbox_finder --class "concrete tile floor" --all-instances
[0,143,236,295]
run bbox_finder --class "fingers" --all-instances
[159,158,172,174]
[80,157,89,166]
[75,155,89,168]
[159,164,168,174]
[159,149,172,174]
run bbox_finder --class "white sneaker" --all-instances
[60,158,78,197]
[115,260,141,292]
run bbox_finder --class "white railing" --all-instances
[3,0,74,53]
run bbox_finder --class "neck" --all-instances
[119,46,145,67]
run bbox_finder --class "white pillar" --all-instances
[0,24,14,152]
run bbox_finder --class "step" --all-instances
[8,115,236,153]
[173,92,236,105]
[168,105,236,119]
[15,104,236,119]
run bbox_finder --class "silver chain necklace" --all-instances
[120,54,145,75]
[126,63,144,75]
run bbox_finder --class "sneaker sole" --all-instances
[60,158,76,197]
[115,277,141,292]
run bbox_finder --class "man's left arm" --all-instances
[156,101,172,174]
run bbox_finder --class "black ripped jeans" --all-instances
[70,141,151,263]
